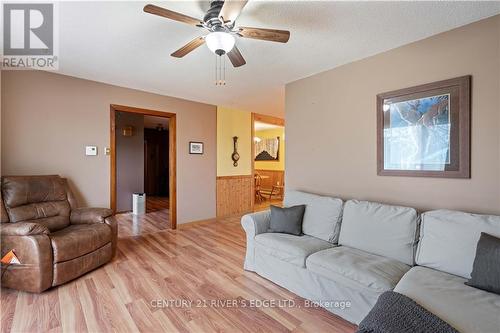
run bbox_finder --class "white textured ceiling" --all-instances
[57,1,500,117]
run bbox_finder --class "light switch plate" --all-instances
[85,146,98,156]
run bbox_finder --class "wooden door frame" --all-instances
[250,113,285,210]
[110,104,177,229]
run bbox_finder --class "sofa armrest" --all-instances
[0,222,49,236]
[70,208,113,225]
[241,210,271,271]
[241,210,271,237]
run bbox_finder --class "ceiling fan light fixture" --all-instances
[205,31,235,55]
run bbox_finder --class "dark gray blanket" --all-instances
[357,291,460,333]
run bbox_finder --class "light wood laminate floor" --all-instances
[1,212,357,333]
[254,199,283,212]
[116,209,170,237]
[147,196,169,213]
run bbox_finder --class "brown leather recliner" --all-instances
[0,175,117,293]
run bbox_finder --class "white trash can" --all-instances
[132,193,146,215]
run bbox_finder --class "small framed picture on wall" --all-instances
[189,142,204,155]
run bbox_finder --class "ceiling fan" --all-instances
[143,0,291,68]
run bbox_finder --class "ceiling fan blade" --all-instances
[144,4,202,26]
[238,27,290,43]
[227,46,246,67]
[171,37,205,58]
[218,0,248,25]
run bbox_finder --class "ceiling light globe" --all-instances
[206,32,235,55]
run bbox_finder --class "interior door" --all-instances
[144,128,169,196]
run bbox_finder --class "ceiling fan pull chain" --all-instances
[213,55,227,86]
[215,53,222,86]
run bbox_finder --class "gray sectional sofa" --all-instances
[241,190,500,332]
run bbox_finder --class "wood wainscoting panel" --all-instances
[217,175,253,217]
[255,169,284,189]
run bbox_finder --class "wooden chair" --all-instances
[269,182,284,200]
[254,174,266,203]
[260,180,284,201]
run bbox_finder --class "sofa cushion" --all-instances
[50,223,112,263]
[284,190,343,243]
[0,192,9,223]
[2,175,67,208]
[268,205,305,235]
[338,200,418,265]
[22,215,70,232]
[416,210,500,279]
[466,232,500,295]
[6,201,71,230]
[2,175,71,230]
[53,243,113,286]
[394,266,500,333]
[306,246,410,293]
[254,233,333,268]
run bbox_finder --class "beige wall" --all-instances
[286,15,500,215]
[0,70,2,176]
[216,107,252,176]
[1,71,217,224]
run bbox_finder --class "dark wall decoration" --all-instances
[232,136,240,167]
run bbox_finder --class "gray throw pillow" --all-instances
[268,205,306,236]
[465,232,500,295]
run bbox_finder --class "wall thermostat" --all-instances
[85,146,98,156]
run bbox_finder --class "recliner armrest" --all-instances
[70,207,117,258]
[70,207,113,225]
[0,222,49,236]
[1,232,53,292]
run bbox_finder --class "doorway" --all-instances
[144,117,169,213]
[251,113,285,212]
[110,104,177,229]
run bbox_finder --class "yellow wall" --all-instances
[254,127,285,171]
[217,107,252,176]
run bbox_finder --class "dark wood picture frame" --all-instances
[189,141,204,155]
[377,75,471,178]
